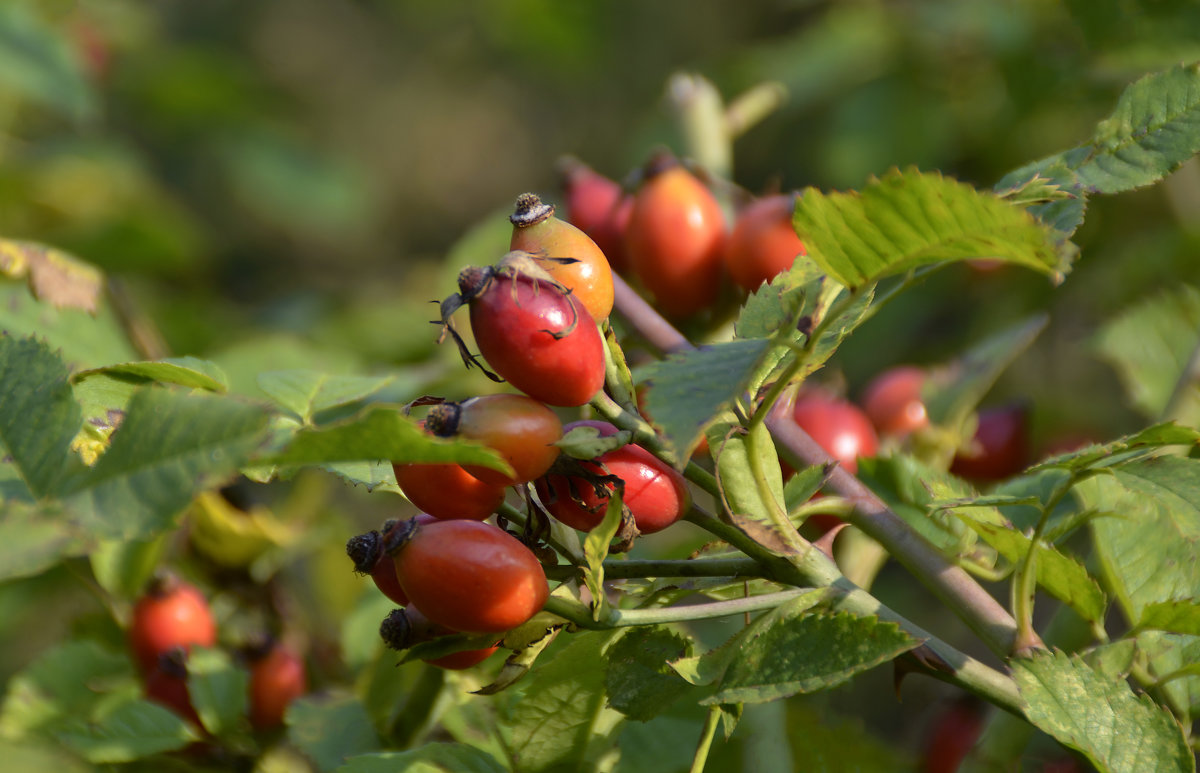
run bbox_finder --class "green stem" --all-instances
[1012,475,1075,654]
[542,588,815,629]
[388,663,445,747]
[545,556,766,582]
[690,705,723,773]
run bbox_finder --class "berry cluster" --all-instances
[128,574,308,733]
[560,151,807,317]
[346,149,1037,671]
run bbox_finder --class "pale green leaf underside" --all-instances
[793,168,1064,288]
[1015,650,1194,773]
[1079,457,1200,622]
[1093,285,1200,422]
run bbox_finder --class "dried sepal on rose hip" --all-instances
[346,515,437,606]
[437,254,605,407]
[423,393,562,486]
[379,606,499,670]
[535,420,689,536]
[509,191,614,322]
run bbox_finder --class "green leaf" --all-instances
[1136,632,1200,719]
[0,739,92,773]
[0,502,89,581]
[994,163,1088,238]
[1093,285,1200,422]
[287,692,382,773]
[89,535,168,599]
[263,404,509,475]
[1080,457,1200,621]
[582,490,623,622]
[923,314,1049,425]
[604,627,696,721]
[0,335,81,498]
[855,455,978,556]
[708,419,794,553]
[0,5,97,123]
[0,640,133,737]
[734,257,828,340]
[1137,599,1200,636]
[257,370,396,423]
[63,389,272,540]
[55,698,199,763]
[321,460,400,493]
[0,283,137,371]
[73,358,229,393]
[614,712,714,773]
[793,168,1065,289]
[1028,422,1200,475]
[949,510,1106,622]
[1014,649,1194,773]
[695,607,917,704]
[640,339,772,462]
[186,646,248,738]
[1074,63,1200,194]
[785,702,913,773]
[500,631,624,773]
[337,744,507,773]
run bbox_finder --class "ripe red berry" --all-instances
[790,390,879,475]
[922,697,985,773]
[392,519,549,634]
[950,403,1030,481]
[143,648,202,727]
[393,423,507,520]
[535,421,689,534]
[861,366,930,438]
[451,263,606,407]
[509,192,614,322]
[425,394,562,487]
[559,157,633,274]
[723,193,807,291]
[129,576,218,674]
[625,153,726,317]
[248,644,308,730]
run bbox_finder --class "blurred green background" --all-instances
[6,0,1200,443]
[4,0,1200,768]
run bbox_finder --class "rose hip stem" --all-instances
[609,271,1037,658]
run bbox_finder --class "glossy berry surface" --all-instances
[723,193,806,291]
[861,365,930,438]
[248,644,308,730]
[536,421,689,534]
[791,391,879,475]
[460,266,605,407]
[625,157,726,317]
[950,403,1030,481]
[559,159,633,274]
[426,394,562,486]
[392,519,549,634]
[129,577,218,674]
[509,192,614,322]
[393,458,506,521]
[922,698,985,773]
